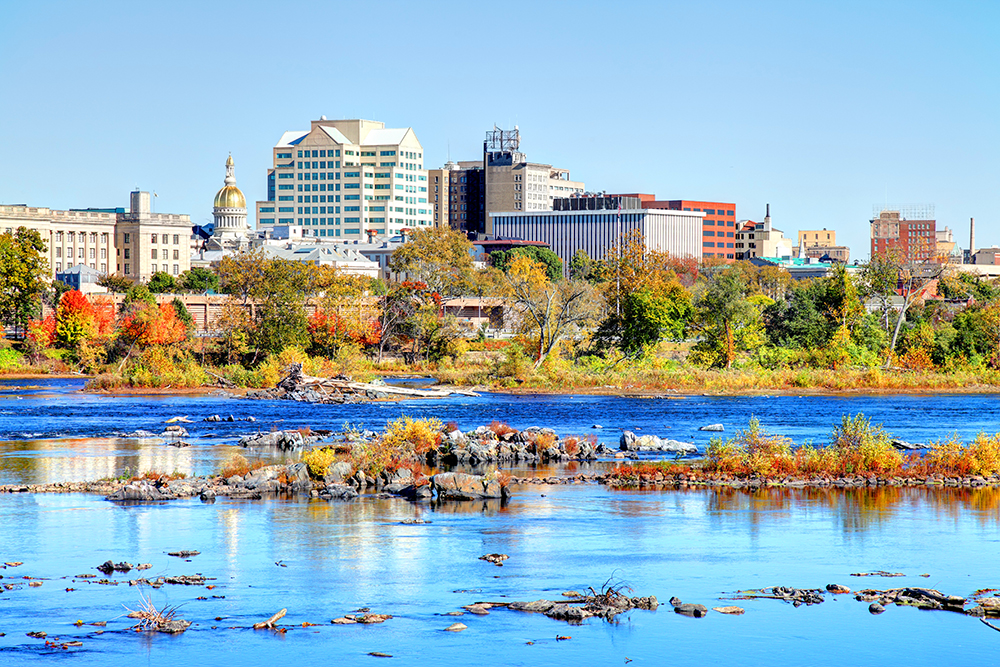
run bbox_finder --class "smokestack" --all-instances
[970,217,976,263]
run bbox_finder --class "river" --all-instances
[1,379,998,664]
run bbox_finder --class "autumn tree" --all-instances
[0,227,49,335]
[146,271,177,293]
[691,268,771,368]
[97,273,133,293]
[594,231,694,355]
[178,267,220,293]
[388,227,474,296]
[503,255,600,368]
[490,246,563,282]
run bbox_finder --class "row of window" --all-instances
[703,242,736,248]
[684,208,736,216]
[150,249,181,259]
[54,262,108,273]
[704,231,735,238]
[54,232,108,243]
[55,247,107,259]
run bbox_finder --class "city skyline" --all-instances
[1,0,997,260]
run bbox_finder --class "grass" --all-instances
[608,413,1000,486]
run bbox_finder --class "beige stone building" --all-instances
[734,205,795,259]
[427,164,454,228]
[793,228,850,262]
[256,118,432,240]
[0,190,191,282]
[115,191,192,281]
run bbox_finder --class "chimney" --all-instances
[970,217,976,262]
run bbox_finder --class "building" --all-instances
[427,163,455,229]
[734,205,794,260]
[869,206,936,261]
[431,127,584,237]
[0,190,191,282]
[55,264,107,294]
[794,228,850,263]
[211,154,250,247]
[255,118,432,241]
[641,200,737,261]
[492,207,703,277]
[935,226,959,262]
[749,256,841,280]
[115,191,193,281]
[257,243,379,277]
[971,247,1000,266]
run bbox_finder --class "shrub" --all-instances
[302,447,340,478]
[705,416,793,477]
[489,420,517,437]
[382,416,443,455]
[830,413,902,476]
[219,452,267,478]
[0,348,23,372]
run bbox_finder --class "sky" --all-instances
[1,0,997,260]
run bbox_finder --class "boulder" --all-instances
[239,430,307,451]
[619,431,696,454]
[869,603,885,615]
[107,482,173,502]
[204,415,222,422]
[323,484,358,500]
[509,600,555,613]
[431,472,504,500]
[324,462,354,484]
[699,424,725,432]
[444,622,467,632]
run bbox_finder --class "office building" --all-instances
[431,127,584,237]
[492,207,703,277]
[0,191,191,282]
[794,228,850,263]
[255,118,432,240]
[870,206,937,261]
[734,205,794,260]
[642,200,737,261]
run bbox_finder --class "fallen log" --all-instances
[253,608,287,629]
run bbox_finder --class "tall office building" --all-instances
[255,118,432,240]
[870,206,937,261]
[642,200,737,261]
[430,127,584,237]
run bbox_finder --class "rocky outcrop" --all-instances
[620,431,697,454]
[239,430,326,451]
[431,472,508,500]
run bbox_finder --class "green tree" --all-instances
[146,271,177,293]
[178,267,220,293]
[0,227,49,335]
[691,268,770,368]
[97,273,133,293]
[388,227,474,296]
[490,246,564,282]
[569,249,606,284]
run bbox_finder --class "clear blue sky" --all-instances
[2,0,997,260]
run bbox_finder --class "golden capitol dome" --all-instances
[214,154,246,209]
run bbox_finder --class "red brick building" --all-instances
[870,209,937,261]
[642,200,737,261]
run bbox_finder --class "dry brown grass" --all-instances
[219,452,268,478]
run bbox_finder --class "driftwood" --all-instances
[260,364,479,403]
[982,618,1000,633]
[253,608,287,629]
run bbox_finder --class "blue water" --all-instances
[2,379,1000,665]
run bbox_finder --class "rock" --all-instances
[200,489,216,503]
[699,424,725,432]
[592,424,603,429]
[324,462,354,484]
[826,584,851,594]
[96,560,132,574]
[672,603,708,617]
[239,430,309,451]
[323,483,358,500]
[976,597,1000,615]
[869,603,885,615]
[431,472,504,500]
[508,600,555,613]
[107,482,173,502]
[618,431,696,454]
[479,553,509,565]
[357,613,392,624]
[891,439,925,451]
[161,425,189,438]
[444,622,467,632]
[167,550,200,558]
[205,415,222,422]
[712,606,745,615]
[462,604,492,615]
[156,620,191,634]
[545,604,591,621]
[332,617,357,624]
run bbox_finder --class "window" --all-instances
[151,233,158,244]
[151,249,158,259]
[173,250,179,260]
[124,248,130,259]
[173,235,179,244]
[124,263,130,274]
[151,264,157,273]
[101,248,107,259]
[89,248,95,259]
[173,264,179,275]
[124,233,130,244]
[101,263,107,273]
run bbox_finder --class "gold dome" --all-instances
[214,185,246,209]
[214,153,246,209]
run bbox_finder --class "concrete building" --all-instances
[255,118,432,241]
[431,127,584,237]
[870,206,936,261]
[55,264,107,294]
[641,200,737,261]
[257,243,379,277]
[0,190,191,282]
[794,228,850,263]
[115,191,193,281]
[734,206,794,260]
[491,207,703,277]
[971,247,1000,266]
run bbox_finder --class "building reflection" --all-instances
[0,438,196,484]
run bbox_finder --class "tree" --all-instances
[97,273,133,293]
[146,271,177,293]
[490,246,563,282]
[503,255,600,368]
[594,231,694,355]
[691,268,770,368]
[372,280,428,363]
[178,267,219,293]
[388,227,474,296]
[0,227,49,335]
[569,249,606,284]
